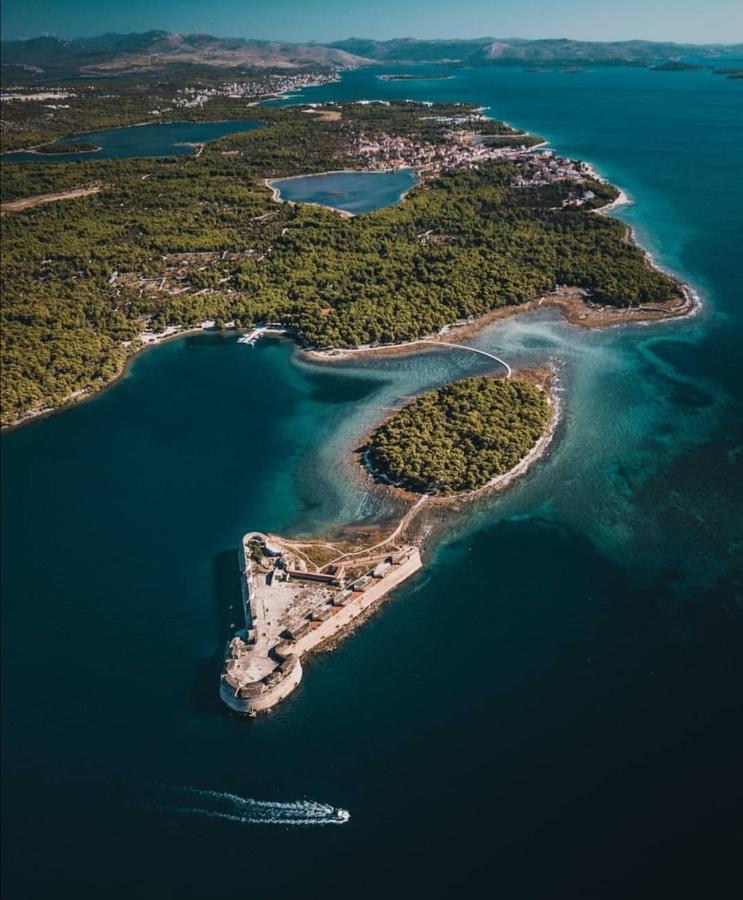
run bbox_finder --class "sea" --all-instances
[2,64,742,899]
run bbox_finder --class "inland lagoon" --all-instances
[2,65,742,900]
[268,167,418,214]
[2,118,265,162]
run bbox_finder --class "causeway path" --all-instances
[321,338,513,379]
[238,324,512,378]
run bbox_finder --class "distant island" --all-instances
[650,61,704,71]
[36,141,99,154]
[377,73,454,81]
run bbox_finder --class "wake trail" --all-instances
[156,786,350,827]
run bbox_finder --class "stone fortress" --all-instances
[221,530,422,714]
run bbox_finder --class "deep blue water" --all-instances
[2,119,264,163]
[270,168,417,214]
[2,66,742,899]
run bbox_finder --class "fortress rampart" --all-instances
[220,531,422,714]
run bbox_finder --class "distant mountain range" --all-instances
[328,36,743,64]
[0,32,368,74]
[2,31,742,77]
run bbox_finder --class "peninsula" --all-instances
[2,95,687,427]
[221,367,555,714]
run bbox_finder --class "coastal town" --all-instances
[350,114,598,199]
[172,70,342,108]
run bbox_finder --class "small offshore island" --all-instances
[364,376,551,494]
[222,372,554,713]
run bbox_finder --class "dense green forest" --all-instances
[1,99,680,425]
[364,376,550,494]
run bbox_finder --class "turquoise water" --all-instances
[2,67,742,899]
[270,168,417,214]
[2,118,264,163]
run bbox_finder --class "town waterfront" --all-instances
[2,65,742,899]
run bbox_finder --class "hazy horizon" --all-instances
[4,30,743,47]
[2,0,742,45]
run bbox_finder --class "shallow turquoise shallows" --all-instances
[2,118,264,162]
[2,66,742,900]
[270,168,417,214]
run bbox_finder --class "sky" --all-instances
[2,0,742,44]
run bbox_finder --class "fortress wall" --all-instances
[221,543,422,715]
[221,654,303,714]
[292,549,422,657]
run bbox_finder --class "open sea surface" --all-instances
[2,65,742,899]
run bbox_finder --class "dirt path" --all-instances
[1,185,103,215]
[326,495,429,565]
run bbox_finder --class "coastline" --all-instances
[303,283,697,371]
[3,276,697,431]
[581,160,632,212]
[4,144,103,159]
[3,130,700,430]
[1,324,205,431]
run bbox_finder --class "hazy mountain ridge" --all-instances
[2,31,742,77]
[327,36,743,64]
[0,31,371,73]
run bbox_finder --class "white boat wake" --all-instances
[158,787,350,826]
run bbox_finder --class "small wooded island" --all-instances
[364,376,550,494]
[35,141,99,154]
